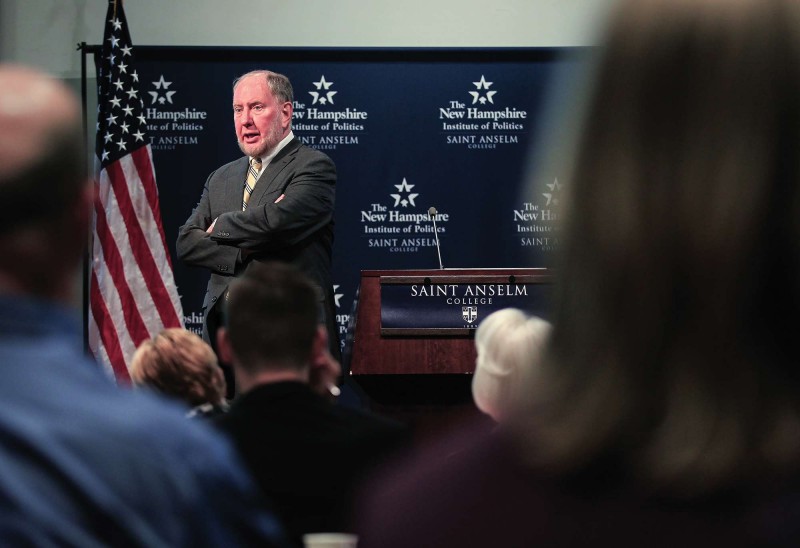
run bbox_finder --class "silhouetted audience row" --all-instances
[130,263,409,546]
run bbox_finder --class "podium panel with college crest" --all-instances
[347,268,552,406]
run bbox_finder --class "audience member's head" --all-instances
[217,262,331,394]
[0,64,91,301]
[214,263,403,544]
[472,309,551,423]
[131,328,227,415]
[520,0,800,497]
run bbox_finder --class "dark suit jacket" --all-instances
[214,381,408,544]
[176,138,339,358]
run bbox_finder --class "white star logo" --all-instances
[125,88,138,99]
[116,138,127,151]
[120,121,130,134]
[542,177,562,207]
[109,96,121,108]
[390,178,419,208]
[111,18,122,30]
[118,62,128,74]
[309,75,338,105]
[122,105,134,117]
[333,285,344,308]
[106,113,117,126]
[148,75,176,105]
[104,132,113,143]
[120,45,132,57]
[112,78,124,91]
[133,130,145,142]
[468,75,497,105]
[152,75,171,90]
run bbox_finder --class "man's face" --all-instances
[233,75,291,158]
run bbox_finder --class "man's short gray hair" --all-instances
[233,70,293,104]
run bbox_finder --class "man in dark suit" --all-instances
[214,262,408,545]
[177,70,339,393]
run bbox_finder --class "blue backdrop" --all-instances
[128,47,579,349]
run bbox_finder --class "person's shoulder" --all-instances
[84,390,270,506]
[209,156,248,179]
[76,381,227,458]
[45,360,231,469]
[293,139,335,163]
[0,345,288,546]
[330,404,409,441]
[354,421,524,547]
[211,382,294,433]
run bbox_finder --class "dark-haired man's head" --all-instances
[217,262,329,393]
[0,65,91,301]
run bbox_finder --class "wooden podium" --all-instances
[346,268,552,408]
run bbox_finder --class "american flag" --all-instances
[90,0,184,382]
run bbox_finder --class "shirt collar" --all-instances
[254,130,295,170]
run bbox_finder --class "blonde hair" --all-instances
[131,328,226,407]
[472,309,551,422]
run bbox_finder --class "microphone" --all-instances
[428,206,444,269]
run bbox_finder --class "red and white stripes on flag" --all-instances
[90,0,184,382]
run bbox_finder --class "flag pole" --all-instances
[78,42,102,354]
[79,41,90,355]
[78,42,102,355]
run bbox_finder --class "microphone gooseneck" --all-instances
[429,206,444,269]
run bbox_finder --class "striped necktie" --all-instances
[242,157,262,210]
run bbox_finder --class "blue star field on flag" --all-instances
[96,1,148,168]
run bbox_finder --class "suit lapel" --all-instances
[249,138,301,205]
[224,156,250,213]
